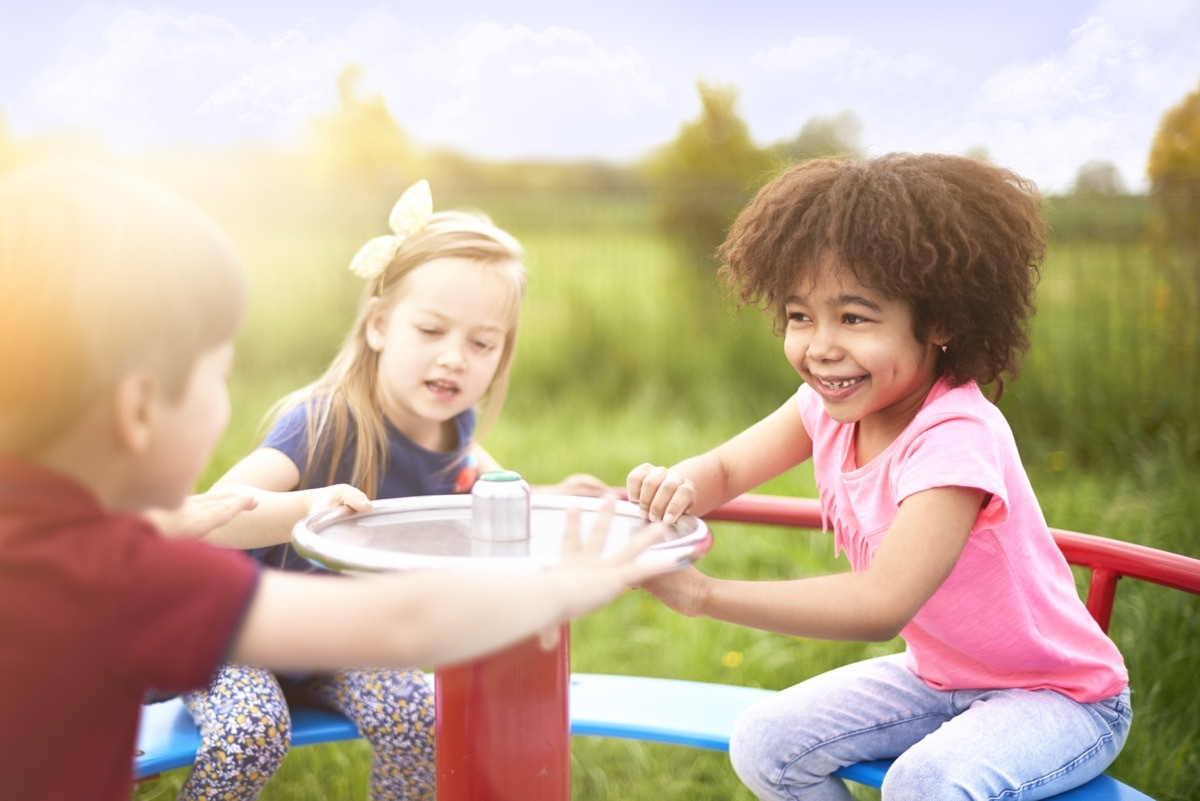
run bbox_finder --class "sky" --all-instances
[1,0,1198,192]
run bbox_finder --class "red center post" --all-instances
[434,625,571,801]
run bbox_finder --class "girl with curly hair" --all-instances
[627,153,1131,800]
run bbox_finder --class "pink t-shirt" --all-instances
[798,379,1127,702]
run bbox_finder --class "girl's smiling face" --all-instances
[784,258,943,453]
[366,256,518,451]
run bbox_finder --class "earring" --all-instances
[938,342,948,354]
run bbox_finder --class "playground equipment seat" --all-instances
[135,493,1200,799]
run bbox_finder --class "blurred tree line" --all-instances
[300,74,868,273]
[1,67,1197,469]
[1147,81,1200,314]
[288,65,1198,281]
[306,64,417,186]
[2,66,1197,311]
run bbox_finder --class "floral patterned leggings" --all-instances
[181,663,435,800]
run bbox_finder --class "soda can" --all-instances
[471,470,531,542]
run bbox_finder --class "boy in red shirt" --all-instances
[0,162,670,801]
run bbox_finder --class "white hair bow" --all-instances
[348,179,434,280]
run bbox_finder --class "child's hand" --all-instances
[637,566,708,618]
[544,495,682,631]
[144,488,259,540]
[536,472,609,498]
[625,463,696,525]
[308,484,373,516]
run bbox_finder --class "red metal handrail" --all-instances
[702,493,1200,634]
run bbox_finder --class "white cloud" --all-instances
[30,7,340,147]
[966,11,1197,191]
[404,22,673,159]
[194,28,336,124]
[15,1,1200,188]
[736,33,961,156]
[733,3,1200,193]
[752,35,940,85]
[26,9,676,160]
[974,18,1134,116]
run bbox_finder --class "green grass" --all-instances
[1007,242,1199,470]
[136,182,1197,801]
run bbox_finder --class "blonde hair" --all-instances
[271,209,526,498]
[0,161,246,458]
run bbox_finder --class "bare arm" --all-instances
[144,488,260,540]
[628,397,814,523]
[641,486,984,641]
[229,499,681,670]
[213,446,302,492]
[200,448,370,549]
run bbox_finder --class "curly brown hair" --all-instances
[718,153,1046,398]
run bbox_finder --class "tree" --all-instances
[642,81,773,270]
[963,146,992,164]
[773,110,862,162]
[1072,160,1126,196]
[306,64,417,186]
[1147,80,1200,309]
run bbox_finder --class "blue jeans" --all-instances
[729,654,1132,801]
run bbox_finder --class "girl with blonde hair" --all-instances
[0,161,673,801]
[179,180,604,801]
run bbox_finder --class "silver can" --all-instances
[470,470,531,542]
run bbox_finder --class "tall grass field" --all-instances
[133,177,1197,801]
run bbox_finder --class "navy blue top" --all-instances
[252,400,478,572]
